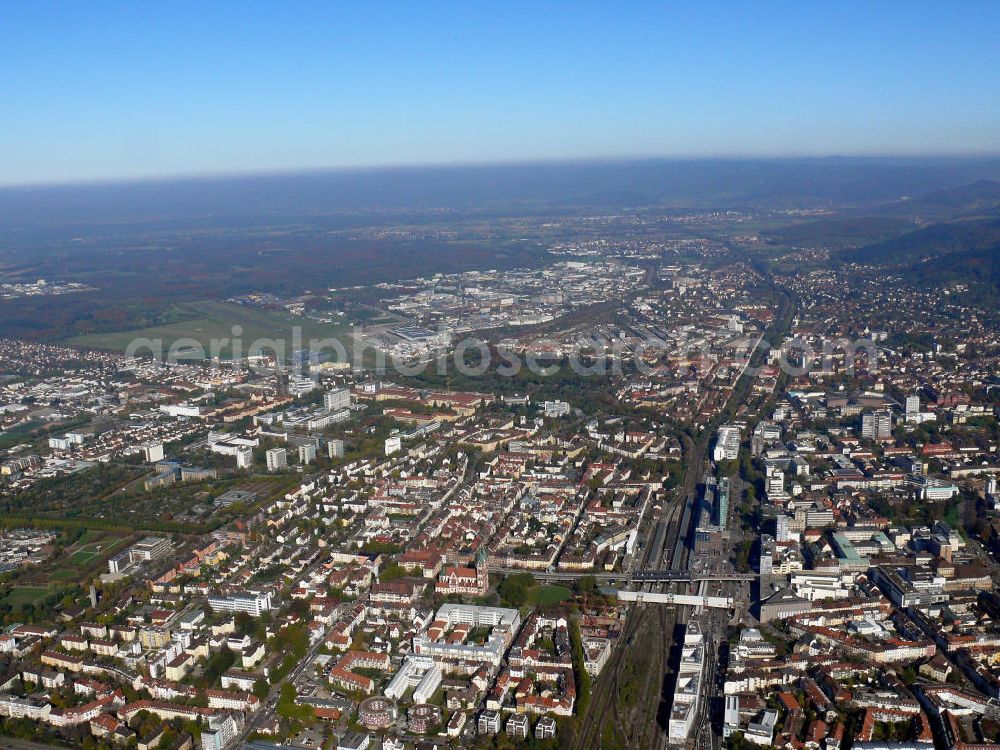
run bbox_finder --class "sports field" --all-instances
[67,300,351,359]
[526,584,573,606]
[68,541,108,565]
[52,531,131,581]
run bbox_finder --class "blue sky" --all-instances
[2,1,999,185]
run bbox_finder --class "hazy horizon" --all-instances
[6,152,1000,191]
[3,156,1000,232]
[4,2,1000,185]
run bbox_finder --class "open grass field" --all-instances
[77,529,108,545]
[68,542,107,565]
[2,585,49,608]
[49,531,132,582]
[527,584,573,606]
[0,421,46,452]
[66,300,351,359]
[48,568,83,582]
[33,538,131,585]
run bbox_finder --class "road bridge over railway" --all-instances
[616,589,735,609]
[632,569,757,582]
[487,565,757,584]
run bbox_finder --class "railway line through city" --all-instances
[575,279,794,750]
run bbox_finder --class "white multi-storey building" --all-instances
[668,622,705,745]
[207,591,273,617]
[411,604,520,668]
[324,388,351,411]
[265,447,287,472]
[712,425,741,461]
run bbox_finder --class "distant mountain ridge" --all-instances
[837,181,1000,293]
[765,216,916,247]
[876,179,1000,219]
[762,180,1000,256]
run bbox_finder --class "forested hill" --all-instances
[833,181,1000,297]
[875,179,1000,219]
[840,215,1000,267]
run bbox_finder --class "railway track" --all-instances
[572,603,650,749]
[573,437,700,750]
[575,279,796,749]
[628,603,674,750]
[573,418,711,750]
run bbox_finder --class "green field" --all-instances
[2,585,49,608]
[68,542,107,565]
[77,529,108,545]
[54,532,131,579]
[67,300,351,360]
[527,584,573,606]
[0,421,44,451]
[48,568,82,582]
